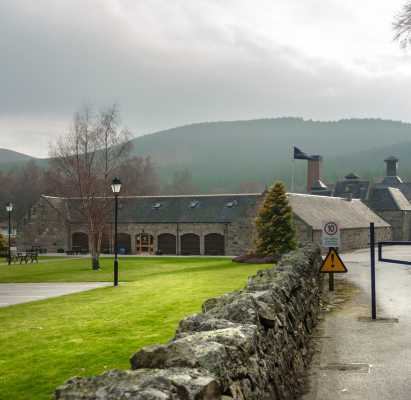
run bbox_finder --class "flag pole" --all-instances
[292,145,294,194]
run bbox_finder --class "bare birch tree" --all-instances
[47,101,133,270]
[393,1,411,52]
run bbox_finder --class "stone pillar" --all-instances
[200,232,204,255]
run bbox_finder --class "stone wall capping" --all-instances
[53,243,324,400]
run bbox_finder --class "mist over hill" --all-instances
[1,118,411,193]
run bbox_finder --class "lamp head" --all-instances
[111,177,122,194]
[6,202,13,212]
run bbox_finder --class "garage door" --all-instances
[181,233,200,255]
[117,233,131,254]
[94,233,110,253]
[157,234,176,255]
[204,233,225,255]
[72,232,89,251]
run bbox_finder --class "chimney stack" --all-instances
[342,186,353,202]
[307,155,323,193]
[381,156,403,184]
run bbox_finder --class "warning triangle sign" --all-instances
[319,248,348,273]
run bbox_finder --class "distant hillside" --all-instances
[323,141,411,184]
[129,118,411,192]
[1,118,411,192]
[0,148,38,163]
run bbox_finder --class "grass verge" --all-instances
[0,257,262,399]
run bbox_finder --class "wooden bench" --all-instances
[6,251,19,264]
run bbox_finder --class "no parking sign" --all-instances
[322,221,340,247]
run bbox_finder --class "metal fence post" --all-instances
[370,222,376,320]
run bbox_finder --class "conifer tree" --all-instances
[252,181,297,254]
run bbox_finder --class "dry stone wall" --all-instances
[53,243,324,400]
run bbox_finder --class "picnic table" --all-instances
[66,246,88,255]
[25,245,47,254]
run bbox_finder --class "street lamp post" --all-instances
[6,203,13,265]
[111,177,122,286]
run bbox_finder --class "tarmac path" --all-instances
[303,246,411,400]
[0,282,113,307]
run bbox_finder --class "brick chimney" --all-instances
[307,156,323,193]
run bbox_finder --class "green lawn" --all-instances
[0,257,260,400]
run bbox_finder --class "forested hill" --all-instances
[130,118,411,165]
[1,118,411,193]
[129,118,411,192]
[0,148,39,163]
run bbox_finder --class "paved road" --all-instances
[0,282,113,307]
[303,246,411,400]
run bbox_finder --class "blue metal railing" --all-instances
[378,241,411,266]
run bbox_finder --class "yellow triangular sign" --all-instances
[319,248,348,273]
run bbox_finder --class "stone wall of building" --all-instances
[225,197,263,255]
[16,197,69,252]
[69,222,228,255]
[312,226,392,254]
[53,243,324,400]
[377,211,411,241]
[293,214,313,244]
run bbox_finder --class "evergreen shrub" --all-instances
[0,233,8,257]
[252,181,297,255]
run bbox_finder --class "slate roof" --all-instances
[345,173,359,180]
[333,180,373,202]
[369,187,411,211]
[374,182,411,201]
[308,180,333,196]
[381,176,403,184]
[384,156,400,162]
[290,194,390,230]
[310,180,327,190]
[43,194,263,224]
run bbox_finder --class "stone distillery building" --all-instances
[17,190,392,256]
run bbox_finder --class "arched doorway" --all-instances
[205,233,225,255]
[181,233,200,255]
[117,233,131,254]
[136,233,154,254]
[94,233,110,253]
[158,233,176,255]
[72,232,89,251]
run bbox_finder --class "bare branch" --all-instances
[393,1,411,52]
[47,100,133,269]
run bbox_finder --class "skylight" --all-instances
[226,202,234,207]
[189,201,198,208]
[152,203,162,209]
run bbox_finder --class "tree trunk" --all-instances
[91,251,100,270]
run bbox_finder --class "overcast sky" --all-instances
[1,0,410,158]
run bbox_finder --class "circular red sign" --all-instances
[324,222,338,236]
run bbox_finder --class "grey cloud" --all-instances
[0,0,410,158]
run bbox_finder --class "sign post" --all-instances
[319,248,348,290]
[322,221,342,290]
